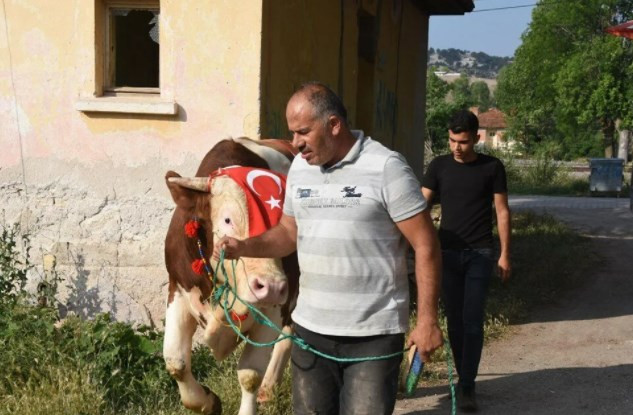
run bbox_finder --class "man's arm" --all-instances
[494,192,511,282]
[213,213,298,260]
[396,210,443,362]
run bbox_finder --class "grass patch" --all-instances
[0,222,293,415]
[1,213,596,412]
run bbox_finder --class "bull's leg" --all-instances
[236,309,284,415]
[257,325,293,403]
[164,291,222,415]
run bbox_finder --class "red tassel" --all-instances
[191,259,205,275]
[230,311,249,322]
[185,220,200,238]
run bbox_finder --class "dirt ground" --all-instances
[395,196,633,414]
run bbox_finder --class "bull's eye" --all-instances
[224,218,231,224]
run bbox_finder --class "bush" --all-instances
[0,223,292,414]
[0,223,31,305]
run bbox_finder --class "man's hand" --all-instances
[406,319,444,362]
[213,236,244,260]
[497,254,511,283]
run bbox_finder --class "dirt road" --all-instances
[395,196,633,414]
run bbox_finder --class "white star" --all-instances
[265,196,281,210]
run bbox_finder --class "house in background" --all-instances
[0,0,473,325]
[471,107,512,150]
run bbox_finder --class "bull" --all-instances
[163,137,298,415]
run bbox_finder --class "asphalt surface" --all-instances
[395,195,633,414]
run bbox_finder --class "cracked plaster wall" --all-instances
[0,0,264,326]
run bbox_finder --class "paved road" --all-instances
[395,195,633,414]
[509,195,631,210]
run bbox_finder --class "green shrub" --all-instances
[0,222,292,414]
[0,223,31,305]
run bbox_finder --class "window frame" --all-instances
[76,0,176,115]
[103,0,160,95]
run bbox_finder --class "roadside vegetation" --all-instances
[484,147,592,197]
[0,223,290,415]
[0,211,596,413]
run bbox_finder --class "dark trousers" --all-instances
[441,248,494,390]
[291,323,404,415]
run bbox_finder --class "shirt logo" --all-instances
[296,188,320,198]
[341,186,362,198]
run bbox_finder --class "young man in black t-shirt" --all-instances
[422,110,511,412]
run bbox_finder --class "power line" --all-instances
[472,4,537,13]
[472,1,567,13]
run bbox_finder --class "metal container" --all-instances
[589,158,624,192]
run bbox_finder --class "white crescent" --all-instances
[246,169,282,196]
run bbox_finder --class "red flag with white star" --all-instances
[211,167,286,237]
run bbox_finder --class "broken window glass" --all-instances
[110,8,160,88]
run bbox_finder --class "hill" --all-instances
[428,47,512,79]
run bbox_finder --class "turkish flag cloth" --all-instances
[605,20,633,39]
[210,166,287,237]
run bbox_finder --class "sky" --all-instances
[429,0,536,57]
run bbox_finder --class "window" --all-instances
[76,0,175,115]
[105,2,160,92]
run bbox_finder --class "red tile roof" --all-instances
[477,108,507,129]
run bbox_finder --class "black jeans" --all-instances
[441,248,494,390]
[291,324,404,415]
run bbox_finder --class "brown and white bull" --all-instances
[163,137,298,415]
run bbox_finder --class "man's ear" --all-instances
[473,133,481,145]
[329,115,342,136]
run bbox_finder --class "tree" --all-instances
[470,81,492,112]
[451,73,472,109]
[496,0,633,158]
[426,70,461,154]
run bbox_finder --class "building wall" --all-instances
[0,0,435,325]
[0,0,263,326]
[260,0,429,178]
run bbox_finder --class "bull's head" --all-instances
[166,170,289,311]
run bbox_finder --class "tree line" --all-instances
[495,0,633,160]
[426,71,495,154]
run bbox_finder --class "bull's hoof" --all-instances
[183,386,222,415]
[201,386,222,415]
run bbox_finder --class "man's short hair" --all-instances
[448,110,479,134]
[294,82,348,125]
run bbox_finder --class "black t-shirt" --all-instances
[422,153,507,249]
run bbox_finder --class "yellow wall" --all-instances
[0,0,434,324]
[260,0,429,177]
[0,0,265,325]
[0,0,263,174]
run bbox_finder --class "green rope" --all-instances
[212,250,405,361]
[212,249,457,413]
[445,341,457,415]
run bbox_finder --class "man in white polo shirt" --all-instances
[215,82,442,414]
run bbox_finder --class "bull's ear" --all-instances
[165,171,204,211]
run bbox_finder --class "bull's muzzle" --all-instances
[246,276,288,305]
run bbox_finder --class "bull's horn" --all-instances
[167,176,210,192]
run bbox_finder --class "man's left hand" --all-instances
[406,319,443,362]
[498,255,511,283]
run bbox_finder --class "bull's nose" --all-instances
[248,277,288,304]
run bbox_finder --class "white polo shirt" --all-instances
[283,130,426,336]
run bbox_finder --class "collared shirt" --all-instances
[283,130,426,336]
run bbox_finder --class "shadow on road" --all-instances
[398,364,633,414]
[507,200,633,324]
